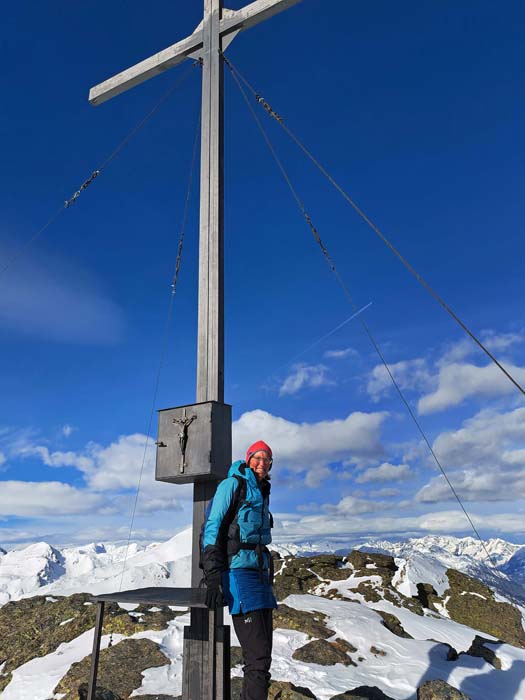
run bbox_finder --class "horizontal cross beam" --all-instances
[89,0,302,105]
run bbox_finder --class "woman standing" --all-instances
[201,439,277,700]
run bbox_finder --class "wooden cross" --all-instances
[89,0,302,574]
[89,2,302,698]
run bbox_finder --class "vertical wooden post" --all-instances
[87,602,105,700]
[184,1,228,699]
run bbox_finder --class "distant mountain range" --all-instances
[1,530,523,605]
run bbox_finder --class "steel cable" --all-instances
[225,57,521,601]
[117,110,201,592]
[222,54,525,400]
[1,61,199,277]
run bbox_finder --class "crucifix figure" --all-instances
[173,409,197,473]
[89,2,301,698]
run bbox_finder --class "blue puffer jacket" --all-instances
[202,460,273,573]
[202,460,276,614]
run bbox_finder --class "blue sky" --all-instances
[1,0,525,549]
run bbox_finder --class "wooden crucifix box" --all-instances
[155,400,232,484]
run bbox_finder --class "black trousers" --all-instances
[232,608,273,700]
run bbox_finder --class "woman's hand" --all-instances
[205,581,226,609]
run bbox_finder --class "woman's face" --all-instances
[248,450,272,480]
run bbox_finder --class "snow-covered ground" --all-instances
[1,530,525,700]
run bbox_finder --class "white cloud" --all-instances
[16,444,94,472]
[438,331,524,366]
[0,451,5,467]
[0,481,107,517]
[325,494,385,515]
[416,468,525,503]
[323,348,357,360]
[0,241,124,344]
[272,508,525,540]
[367,358,433,402]
[418,362,525,414]
[356,462,413,483]
[482,331,524,353]
[432,407,525,470]
[370,487,401,498]
[279,363,334,396]
[13,433,192,514]
[365,331,525,413]
[232,409,388,480]
[416,407,525,503]
[61,425,76,437]
[305,466,331,488]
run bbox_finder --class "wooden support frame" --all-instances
[87,601,105,700]
[87,1,302,697]
[88,0,302,105]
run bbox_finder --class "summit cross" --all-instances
[89,2,302,699]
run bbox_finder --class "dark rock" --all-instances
[463,634,502,669]
[273,555,350,602]
[273,604,333,639]
[330,686,395,700]
[375,610,413,639]
[231,676,243,700]
[77,685,122,700]
[233,677,317,700]
[54,638,169,700]
[425,640,458,662]
[382,587,424,616]
[345,551,424,615]
[417,679,471,699]
[441,643,459,662]
[444,569,525,648]
[346,551,397,587]
[130,696,180,700]
[355,582,382,603]
[369,645,386,656]
[334,638,358,654]
[230,645,244,668]
[416,583,440,612]
[269,680,318,699]
[292,639,356,666]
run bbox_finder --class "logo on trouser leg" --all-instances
[244,616,252,624]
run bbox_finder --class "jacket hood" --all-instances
[228,460,253,481]
[228,460,270,493]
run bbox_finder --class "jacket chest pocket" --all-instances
[242,508,263,524]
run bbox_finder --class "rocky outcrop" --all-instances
[330,687,395,700]
[54,638,169,700]
[230,645,244,667]
[273,554,350,601]
[346,551,398,587]
[462,635,502,669]
[231,679,318,700]
[269,681,318,699]
[273,603,333,639]
[416,583,441,612]
[444,569,525,648]
[375,610,413,639]
[77,686,122,700]
[0,593,183,692]
[343,551,424,616]
[292,638,357,666]
[417,679,471,699]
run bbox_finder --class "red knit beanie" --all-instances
[246,440,273,465]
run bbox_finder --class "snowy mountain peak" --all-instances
[362,534,523,568]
